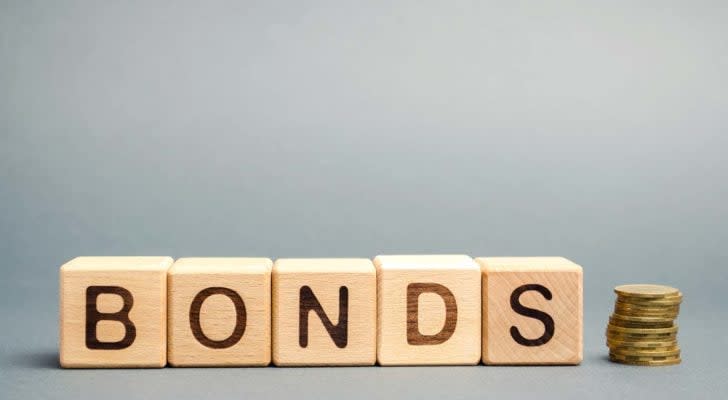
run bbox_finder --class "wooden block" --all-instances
[59,256,172,368]
[374,255,481,365]
[167,258,272,367]
[476,257,583,365]
[272,258,376,366]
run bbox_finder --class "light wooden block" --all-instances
[477,257,583,365]
[374,255,481,365]
[59,256,172,368]
[167,258,272,367]
[272,258,376,366]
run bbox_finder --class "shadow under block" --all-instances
[167,258,272,366]
[476,257,583,365]
[374,255,481,365]
[59,256,172,368]
[272,259,376,366]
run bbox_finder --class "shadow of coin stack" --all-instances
[606,284,682,366]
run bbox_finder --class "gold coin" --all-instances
[606,342,678,350]
[606,324,678,334]
[609,351,681,361]
[606,332,678,341]
[614,284,680,298]
[606,339,677,348]
[609,318,675,328]
[609,357,682,365]
[615,299,680,309]
[616,301,682,310]
[605,329,677,339]
[610,314,674,325]
[609,345,678,354]
[610,347,680,358]
[610,359,681,366]
[616,296,682,306]
[611,353,681,361]
[610,313,674,323]
[613,310,679,320]
[608,321,673,330]
[607,338,677,349]
[609,355,681,366]
[609,351,681,359]
[606,333,678,343]
[614,302,680,314]
[610,351,681,359]
[614,305,679,313]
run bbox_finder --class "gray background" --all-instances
[1,1,727,398]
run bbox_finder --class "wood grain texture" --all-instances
[167,258,272,367]
[476,257,583,365]
[272,258,376,366]
[59,256,172,368]
[374,255,481,366]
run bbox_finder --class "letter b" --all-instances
[60,256,171,368]
[85,286,137,350]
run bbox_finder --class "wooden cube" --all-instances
[374,255,481,365]
[167,258,272,366]
[59,256,172,368]
[272,258,376,366]
[476,257,583,365]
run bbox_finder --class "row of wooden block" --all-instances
[59,255,583,368]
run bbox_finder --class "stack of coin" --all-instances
[606,284,682,366]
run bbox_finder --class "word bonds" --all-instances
[59,255,583,368]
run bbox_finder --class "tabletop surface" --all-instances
[2,1,727,398]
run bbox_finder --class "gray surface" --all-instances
[1,1,727,398]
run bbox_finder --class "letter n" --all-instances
[299,286,348,348]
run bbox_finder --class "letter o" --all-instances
[189,287,247,349]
